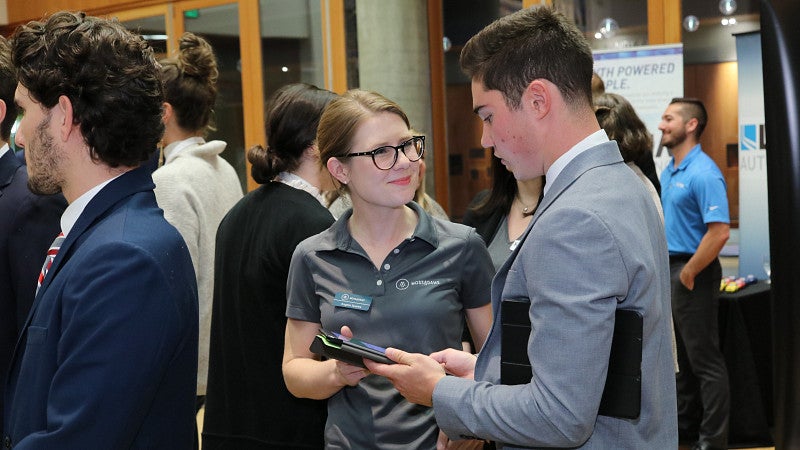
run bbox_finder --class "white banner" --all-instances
[735,32,770,278]
[593,44,684,177]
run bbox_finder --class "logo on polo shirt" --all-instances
[395,278,440,290]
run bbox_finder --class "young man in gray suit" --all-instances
[367,6,678,449]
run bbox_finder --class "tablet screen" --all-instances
[329,330,387,354]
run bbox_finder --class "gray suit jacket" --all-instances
[433,141,677,448]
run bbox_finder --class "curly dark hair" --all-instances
[11,11,164,167]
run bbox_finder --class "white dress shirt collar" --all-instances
[544,129,609,197]
[60,174,123,237]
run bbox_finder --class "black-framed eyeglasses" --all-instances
[343,135,425,170]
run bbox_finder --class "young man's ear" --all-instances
[57,95,75,142]
[524,79,551,119]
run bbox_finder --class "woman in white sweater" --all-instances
[152,32,243,441]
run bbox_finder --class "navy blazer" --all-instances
[3,165,199,449]
[0,150,65,437]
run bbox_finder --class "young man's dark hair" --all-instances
[459,6,594,109]
[11,11,164,167]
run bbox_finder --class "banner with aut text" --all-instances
[735,32,769,278]
[593,44,684,177]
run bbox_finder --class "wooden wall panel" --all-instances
[684,62,740,226]
[427,0,449,213]
[647,0,681,45]
[7,0,163,24]
[445,83,489,222]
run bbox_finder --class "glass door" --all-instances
[180,3,248,192]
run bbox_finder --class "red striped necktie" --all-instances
[36,232,65,295]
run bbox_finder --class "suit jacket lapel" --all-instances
[15,165,156,353]
[491,141,624,304]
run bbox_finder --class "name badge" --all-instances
[333,292,373,311]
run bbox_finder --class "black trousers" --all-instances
[671,257,729,448]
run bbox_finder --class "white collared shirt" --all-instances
[0,143,9,159]
[544,129,609,197]
[60,175,122,237]
[275,171,326,206]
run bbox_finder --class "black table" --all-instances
[718,280,774,448]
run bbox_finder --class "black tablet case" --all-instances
[500,298,642,420]
[309,332,394,369]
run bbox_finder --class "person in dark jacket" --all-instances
[203,83,337,449]
[0,34,66,438]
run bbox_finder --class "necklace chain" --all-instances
[517,196,537,217]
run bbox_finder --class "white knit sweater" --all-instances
[153,139,243,395]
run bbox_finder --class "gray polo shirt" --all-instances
[287,201,493,449]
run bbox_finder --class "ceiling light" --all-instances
[597,17,619,39]
[683,15,700,32]
[719,0,737,16]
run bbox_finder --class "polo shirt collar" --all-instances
[668,144,702,173]
[329,201,438,252]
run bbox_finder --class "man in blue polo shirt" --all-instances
[659,97,730,450]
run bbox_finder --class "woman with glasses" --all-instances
[282,89,493,449]
[326,140,449,220]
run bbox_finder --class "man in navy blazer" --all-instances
[3,12,199,449]
[368,7,677,449]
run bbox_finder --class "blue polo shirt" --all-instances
[660,144,729,254]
